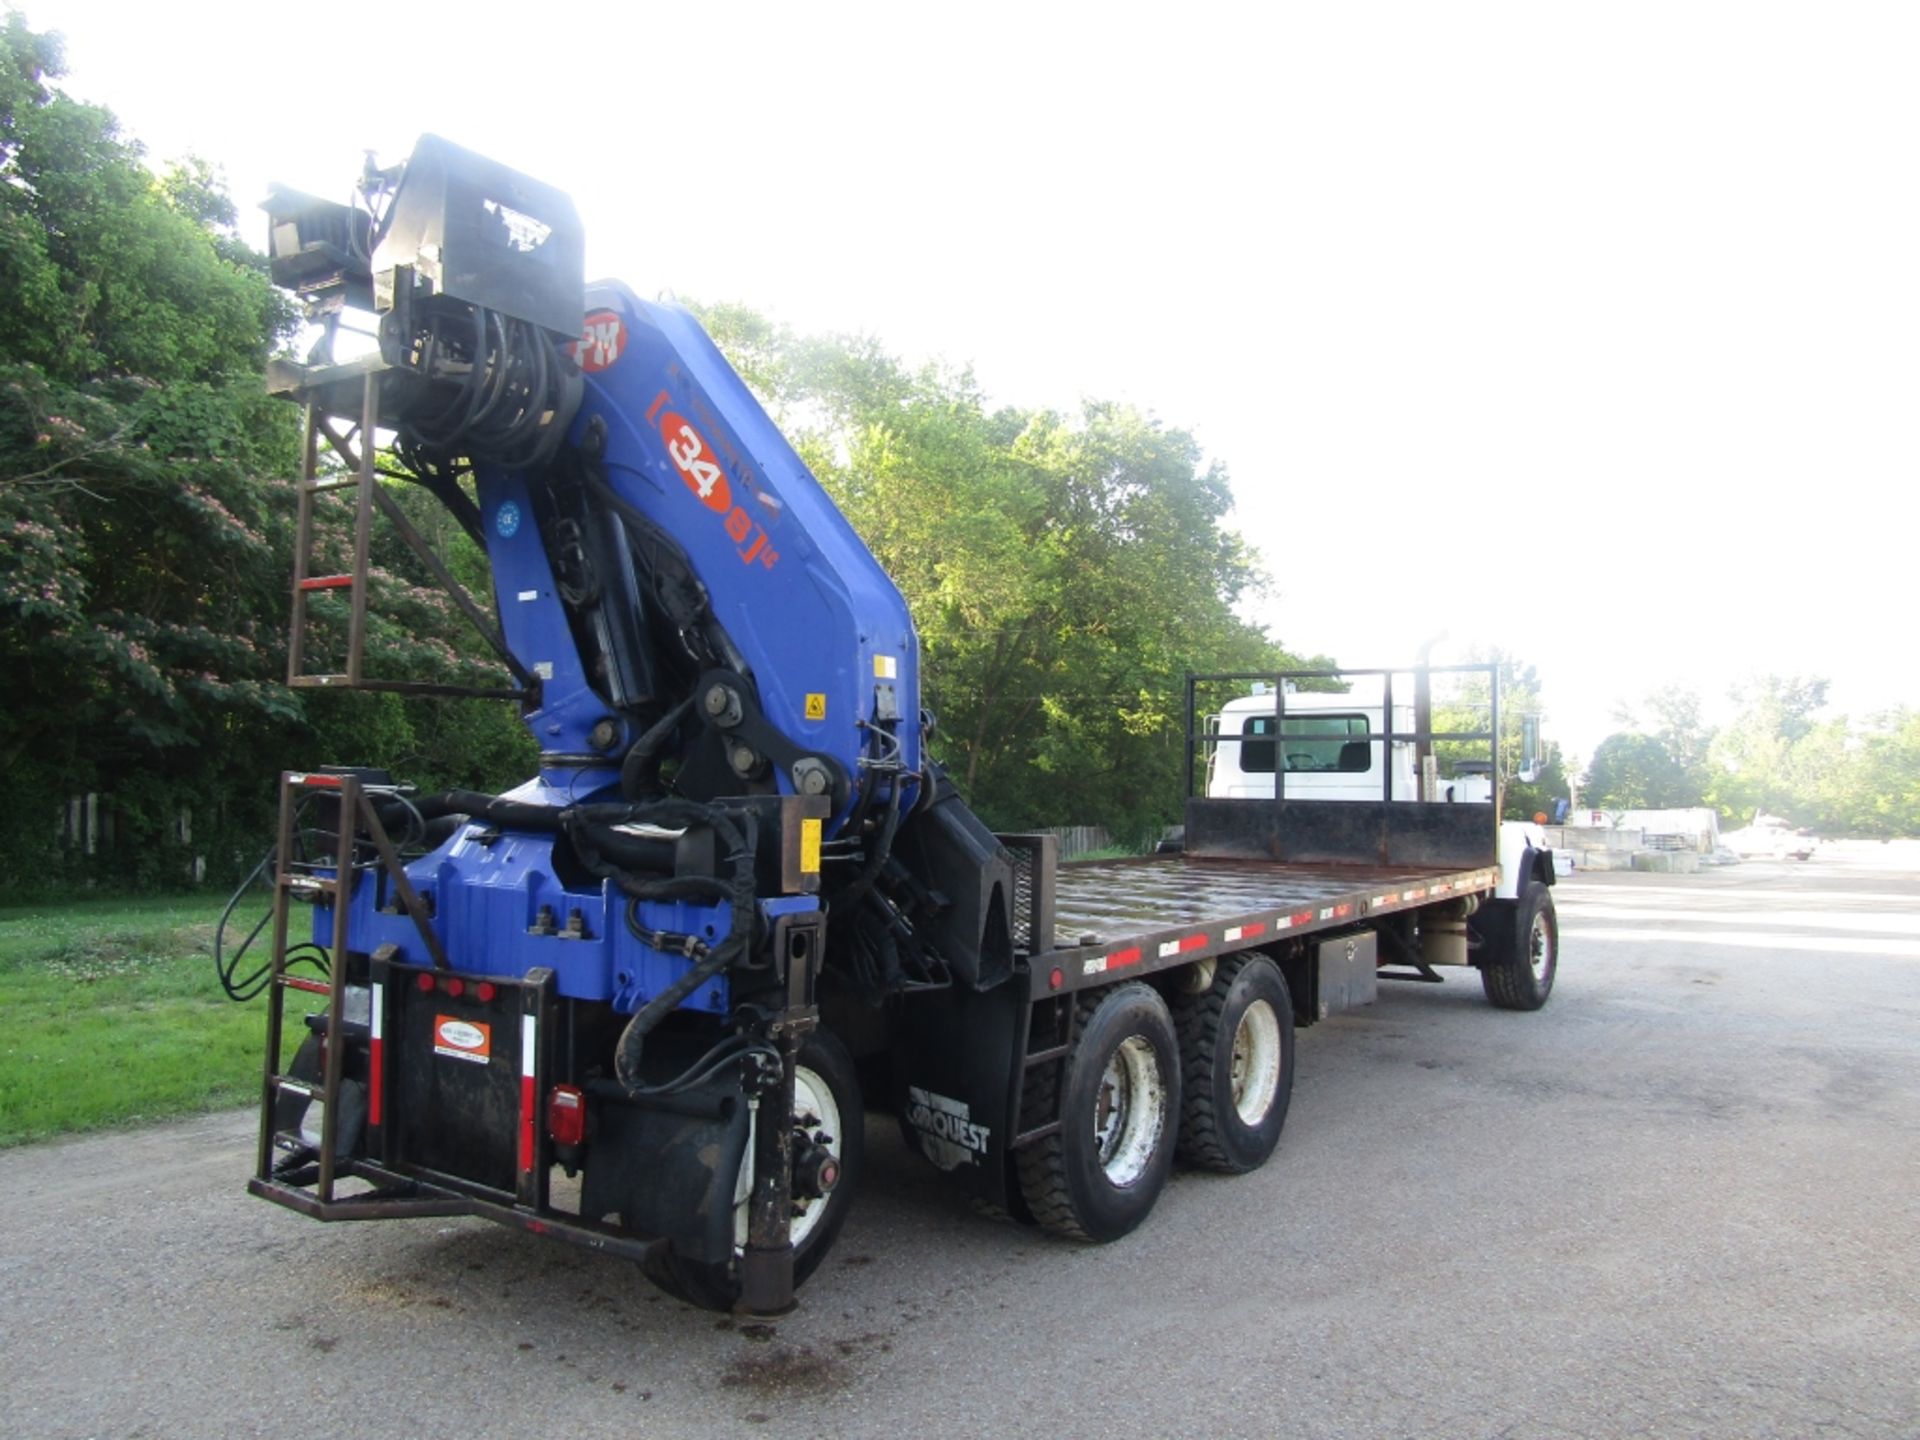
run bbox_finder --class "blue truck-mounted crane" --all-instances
[241,137,1558,1314]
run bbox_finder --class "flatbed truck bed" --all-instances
[1039,853,1499,997]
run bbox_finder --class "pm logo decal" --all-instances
[573,309,626,373]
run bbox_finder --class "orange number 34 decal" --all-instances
[651,393,779,571]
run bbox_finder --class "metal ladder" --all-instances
[282,372,529,702]
[259,355,534,1214]
[252,769,450,1206]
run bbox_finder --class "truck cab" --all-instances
[1202,677,1550,903]
[1207,684,1416,802]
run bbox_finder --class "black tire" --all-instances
[652,1028,863,1310]
[1173,954,1295,1173]
[1477,880,1558,1011]
[1016,982,1180,1242]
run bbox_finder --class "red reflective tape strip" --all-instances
[1178,934,1208,953]
[1334,903,1354,919]
[518,1013,537,1174]
[1108,947,1142,970]
[299,575,354,591]
[1292,910,1314,927]
[368,981,384,1128]
[368,1038,384,1126]
[282,975,329,995]
[1242,922,1266,938]
[291,772,342,789]
[518,1077,535,1173]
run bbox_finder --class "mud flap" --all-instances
[579,1087,751,1265]
[892,980,1029,1209]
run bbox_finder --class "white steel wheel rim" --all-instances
[1528,914,1554,983]
[1230,1000,1283,1126]
[732,1063,843,1252]
[1093,1035,1166,1188]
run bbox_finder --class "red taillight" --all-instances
[546,1085,587,1146]
[444,977,465,998]
[1048,966,1065,991]
[476,981,497,1003]
[415,972,435,993]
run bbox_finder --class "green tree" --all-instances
[0,13,303,885]
[0,12,530,891]
[1583,732,1695,809]
[1707,674,1831,823]
[1430,649,1570,820]
[1612,685,1715,799]
[697,302,1296,840]
[1850,709,1920,837]
[1714,701,1920,839]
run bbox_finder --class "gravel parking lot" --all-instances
[3,843,1916,1439]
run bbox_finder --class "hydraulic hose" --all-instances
[620,695,696,802]
[830,781,902,911]
[601,802,758,1094]
[391,790,567,831]
[363,785,764,1095]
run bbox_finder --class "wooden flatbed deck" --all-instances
[1031,854,1498,997]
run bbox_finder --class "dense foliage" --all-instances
[1420,651,1571,822]
[697,302,1301,839]
[0,15,531,893]
[0,12,1313,893]
[1583,677,1920,837]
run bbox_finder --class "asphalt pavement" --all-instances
[3,842,1916,1439]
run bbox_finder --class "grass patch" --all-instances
[0,894,269,1147]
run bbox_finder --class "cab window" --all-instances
[1240,714,1370,773]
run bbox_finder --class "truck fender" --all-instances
[1494,821,1555,901]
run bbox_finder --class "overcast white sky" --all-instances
[28,0,1920,762]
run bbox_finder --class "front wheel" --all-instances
[1017,982,1181,1242]
[653,1028,863,1310]
[1477,880,1558,1011]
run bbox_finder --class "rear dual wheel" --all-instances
[1017,983,1181,1241]
[1173,954,1295,1174]
[1016,960,1299,1241]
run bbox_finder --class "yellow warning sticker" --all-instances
[873,655,898,680]
[804,692,827,720]
[800,818,822,874]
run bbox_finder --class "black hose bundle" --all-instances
[620,695,696,802]
[213,842,333,1001]
[395,307,575,470]
[551,798,760,1095]
[227,778,767,1093]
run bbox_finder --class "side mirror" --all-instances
[1517,714,1542,784]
